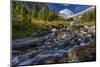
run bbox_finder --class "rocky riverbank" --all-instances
[12,25,96,66]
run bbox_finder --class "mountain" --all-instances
[58,6,96,20]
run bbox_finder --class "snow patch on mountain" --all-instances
[59,9,73,16]
[58,6,95,20]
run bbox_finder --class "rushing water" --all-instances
[12,26,95,66]
[12,47,69,65]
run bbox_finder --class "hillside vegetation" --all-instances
[12,1,96,39]
[12,1,68,39]
[75,7,96,26]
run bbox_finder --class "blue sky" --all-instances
[47,3,91,14]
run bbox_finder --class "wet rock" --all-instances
[43,57,55,64]
[31,32,38,37]
[68,40,96,62]
[12,25,96,66]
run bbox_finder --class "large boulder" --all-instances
[68,40,96,62]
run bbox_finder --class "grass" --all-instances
[12,31,32,39]
[12,19,69,39]
[32,19,69,28]
[12,18,95,39]
[80,21,96,26]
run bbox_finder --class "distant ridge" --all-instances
[59,6,95,20]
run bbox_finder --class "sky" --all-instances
[47,3,91,15]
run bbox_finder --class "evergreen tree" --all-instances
[47,10,58,21]
[31,7,37,18]
[38,6,48,20]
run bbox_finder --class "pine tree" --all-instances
[47,10,58,21]
[38,6,48,20]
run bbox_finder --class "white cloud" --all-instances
[59,9,73,16]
